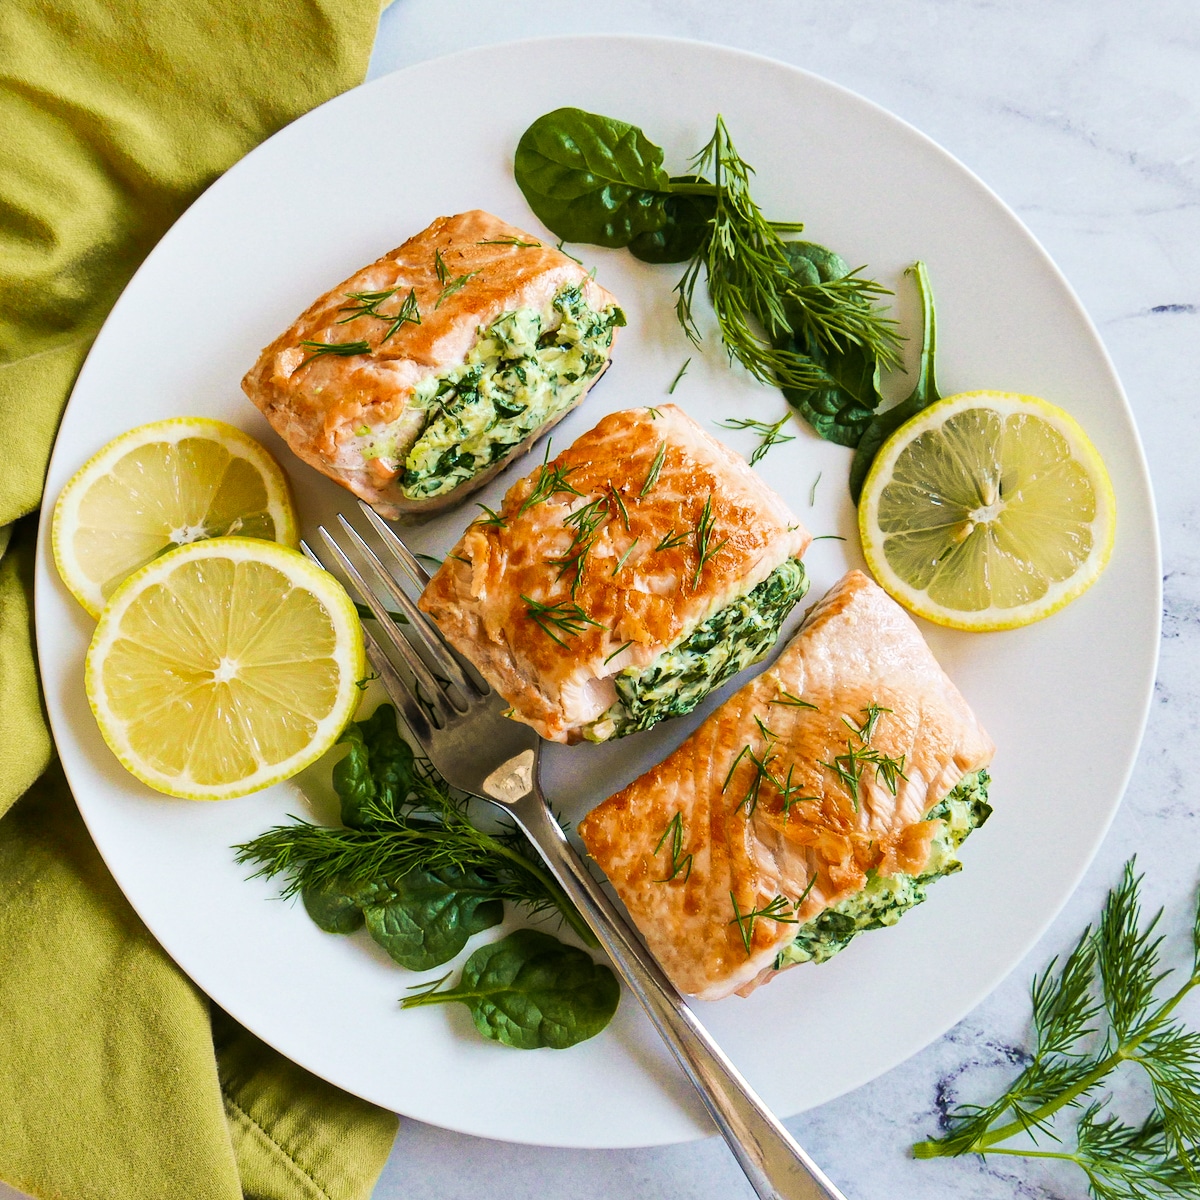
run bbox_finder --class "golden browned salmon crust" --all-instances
[578,570,995,1000]
[418,405,811,743]
[241,210,619,517]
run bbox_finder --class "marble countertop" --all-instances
[362,2,1200,1198]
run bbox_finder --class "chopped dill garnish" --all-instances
[849,702,891,744]
[549,496,609,593]
[777,764,820,815]
[646,407,663,419]
[819,741,871,811]
[432,248,479,308]
[652,812,693,884]
[770,690,818,711]
[735,744,781,816]
[354,671,380,691]
[654,528,690,552]
[639,441,667,498]
[795,872,818,907]
[555,238,583,265]
[448,554,471,565]
[753,715,777,743]
[611,538,640,576]
[691,492,729,588]
[729,892,799,955]
[339,286,421,342]
[522,595,605,647]
[717,414,795,466]
[299,338,371,365]
[517,442,582,515]
[607,484,630,531]
[603,640,634,665]
[809,472,821,507]
[477,236,542,247]
[811,534,847,542]
[864,749,907,795]
[472,504,507,529]
[667,358,691,394]
[722,745,750,793]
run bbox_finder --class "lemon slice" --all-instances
[86,538,365,800]
[858,391,1116,631]
[53,417,297,618]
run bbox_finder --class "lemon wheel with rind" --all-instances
[85,538,365,801]
[858,391,1116,632]
[53,417,298,618]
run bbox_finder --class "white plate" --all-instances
[35,36,1160,1148]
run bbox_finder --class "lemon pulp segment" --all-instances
[859,392,1115,631]
[53,418,297,617]
[86,539,364,800]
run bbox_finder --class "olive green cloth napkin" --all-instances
[0,2,400,1196]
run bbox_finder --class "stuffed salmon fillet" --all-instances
[578,570,995,1000]
[242,210,623,518]
[419,404,811,743]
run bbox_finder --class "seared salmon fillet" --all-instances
[242,210,622,518]
[419,405,811,743]
[578,570,995,1000]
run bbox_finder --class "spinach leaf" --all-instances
[629,175,716,263]
[774,241,885,447]
[357,865,504,971]
[400,929,619,1049]
[332,703,416,828]
[302,877,364,934]
[514,107,673,247]
[850,261,941,502]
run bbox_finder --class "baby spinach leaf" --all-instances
[629,175,716,264]
[774,241,885,446]
[358,865,504,972]
[514,107,673,247]
[332,703,416,828]
[850,261,941,502]
[400,929,619,1049]
[302,877,364,935]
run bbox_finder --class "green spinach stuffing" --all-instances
[774,769,991,969]
[585,559,809,741]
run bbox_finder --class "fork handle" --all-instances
[508,786,847,1200]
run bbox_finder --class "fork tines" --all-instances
[300,509,485,738]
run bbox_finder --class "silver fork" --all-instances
[303,502,847,1200]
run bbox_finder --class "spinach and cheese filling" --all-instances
[361,283,624,501]
[584,559,809,743]
[774,769,992,969]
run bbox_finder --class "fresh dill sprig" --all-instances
[522,595,605,647]
[776,764,820,815]
[809,471,821,507]
[611,538,640,576]
[819,741,870,811]
[654,528,690,552]
[718,414,795,466]
[674,116,900,393]
[555,238,583,264]
[770,690,819,711]
[432,248,479,308]
[646,407,663,419]
[338,287,421,342]
[863,748,907,795]
[668,358,691,394]
[233,751,594,946]
[729,892,799,954]
[299,338,371,365]
[653,812,693,884]
[603,640,634,665]
[753,715,777,743]
[846,702,891,745]
[548,495,609,593]
[913,860,1200,1199]
[691,492,728,588]
[811,535,847,542]
[607,484,631,531]
[472,504,508,529]
[517,442,582,515]
[639,441,667,497]
[477,236,542,247]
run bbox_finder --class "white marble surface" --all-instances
[361,2,1200,1199]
